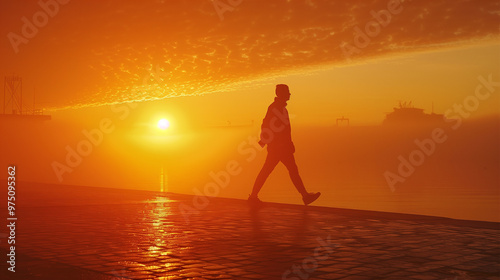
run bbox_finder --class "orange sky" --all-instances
[0,0,498,126]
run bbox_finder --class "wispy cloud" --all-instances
[1,0,498,109]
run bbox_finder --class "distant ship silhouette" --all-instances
[383,101,444,125]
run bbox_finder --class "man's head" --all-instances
[276,84,291,101]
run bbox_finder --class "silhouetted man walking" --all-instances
[249,84,321,205]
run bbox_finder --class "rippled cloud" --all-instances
[1,0,498,109]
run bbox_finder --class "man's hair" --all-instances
[275,84,289,97]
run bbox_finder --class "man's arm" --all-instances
[258,105,273,147]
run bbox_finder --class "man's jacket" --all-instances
[259,97,295,154]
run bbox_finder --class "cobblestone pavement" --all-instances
[0,183,499,279]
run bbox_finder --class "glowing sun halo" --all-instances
[157,118,170,130]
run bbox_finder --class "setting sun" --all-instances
[157,118,170,130]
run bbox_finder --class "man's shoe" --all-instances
[302,192,321,205]
[248,195,262,204]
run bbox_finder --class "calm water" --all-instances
[262,185,500,223]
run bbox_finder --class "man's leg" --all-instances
[250,152,280,197]
[281,153,308,196]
